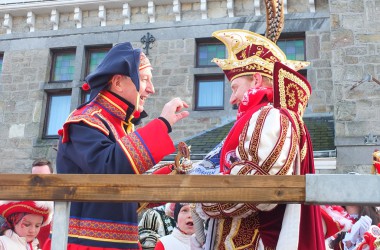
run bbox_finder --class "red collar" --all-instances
[93,90,130,121]
[236,87,273,120]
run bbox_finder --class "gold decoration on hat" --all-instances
[212,30,310,81]
[211,0,309,81]
[139,52,152,71]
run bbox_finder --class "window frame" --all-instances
[278,33,307,77]
[194,74,225,111]
[196,38,226,68]
[85,46,112,77]
[49,48,76,83]
[0,53,4,75]
[43,89,72,139]
[81,91,91,104]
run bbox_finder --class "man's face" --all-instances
[229,75,255,105]
[32,165,52,174]
[14,214,43,243]
[118,67,154,113]
[137,67,154,112]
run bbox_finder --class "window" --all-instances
[80,46,111,103]
[278,34,307,76]
[277,39,305,61]
[195,75,224,110]
[85,47,111,76]
[81,92,91,104]
[50,49,76,82]
[196,39,225,67]
[0,53,3,75]
[44,91,71,138]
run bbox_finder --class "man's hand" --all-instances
[160,97,189,126]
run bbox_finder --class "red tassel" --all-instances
[82,82,90,91]
[57,129,63,136]
[133,111,140,118]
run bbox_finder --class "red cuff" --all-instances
[137,119,175,163]
[153,165,175,175]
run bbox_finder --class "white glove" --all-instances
[344,215,372,247]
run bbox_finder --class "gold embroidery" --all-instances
[218,219,229,250]
[229,216,260,249]
[277,68,311,118]
[288,110,301,138]
[278,126,298,175]
[261,113,289,173]
[3,204,49,216]
[301,142,307,161]
[211,30,309,82]
[238,122,250,161]
[249,106,272,164]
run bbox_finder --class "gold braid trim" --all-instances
[3,204,49,217]
[278,126,298,175]
[301,142,308,161]
[261,113,289,173]
[248,106,272,164]
[238,121,250,161]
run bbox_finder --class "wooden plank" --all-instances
[0,174,378,204]
[306,174,380,205]
[0,174,305,203]
[0,187,305,203]
[0,174,305,188]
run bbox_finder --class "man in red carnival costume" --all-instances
[45,42,189,250]
[190,29,327,250]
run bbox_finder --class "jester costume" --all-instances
[192,30,326,250]
[48,42,176,250]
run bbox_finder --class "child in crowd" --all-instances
[139,204,176,249]
[154,203,195,250]
[328,206,380,250]
[0,201,53,250]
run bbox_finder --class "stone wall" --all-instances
[0,49,57,172]
[0,0,334,172]
[330,0,380,172]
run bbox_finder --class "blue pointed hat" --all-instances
[85,42,142,100]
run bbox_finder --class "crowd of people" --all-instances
[1,11,380,249]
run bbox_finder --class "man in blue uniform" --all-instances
[48,42,189,250]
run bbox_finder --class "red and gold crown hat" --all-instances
[0,200,54,226]
[211,29,310,81]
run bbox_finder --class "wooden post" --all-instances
[51,202,71,250]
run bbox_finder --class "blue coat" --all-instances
[57,90,175,249]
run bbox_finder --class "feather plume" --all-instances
[265,0,284,43]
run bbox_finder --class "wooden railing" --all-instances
[0,174,379,250]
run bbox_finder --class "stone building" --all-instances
[0,0,379,174]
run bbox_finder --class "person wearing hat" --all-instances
[49,42,189,250]
[154,203,194,250]
[138,204,176,250]
[188,29,326,250]
[0,200,53,250]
